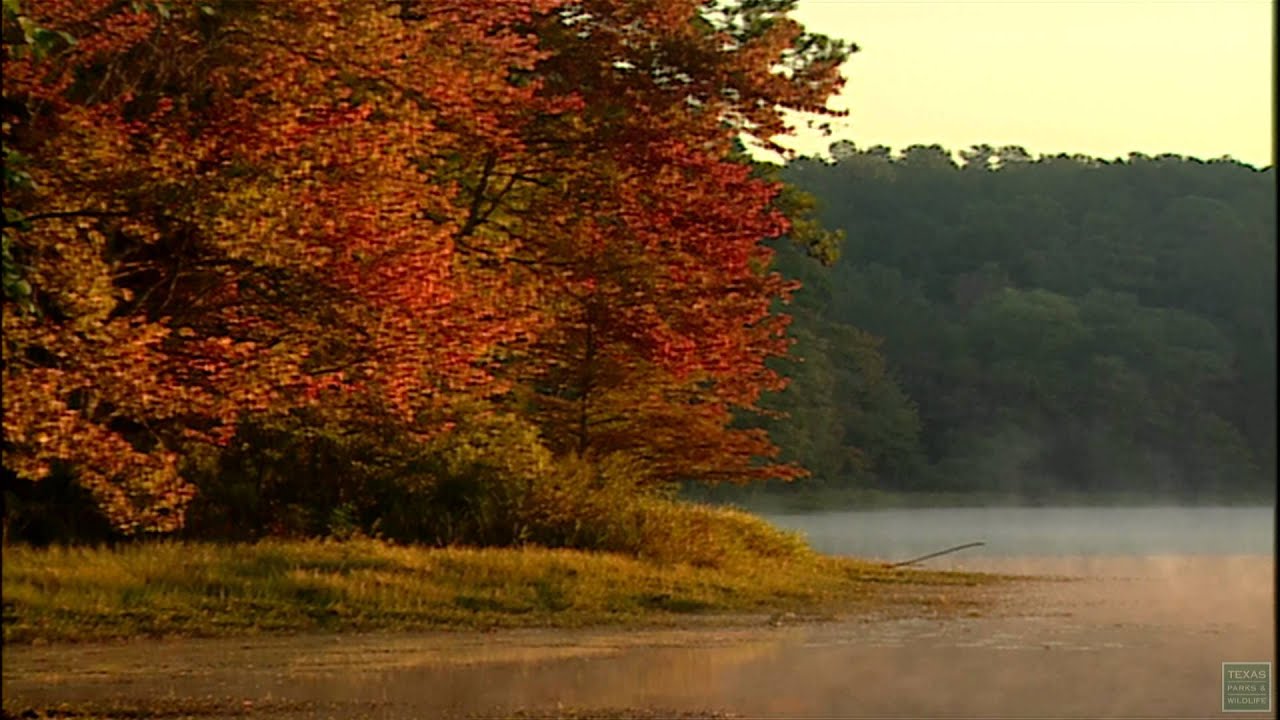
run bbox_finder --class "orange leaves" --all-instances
[2,313,200,532]
[468,0,846,485]
[3,0,841,532]
[3,0,557,533]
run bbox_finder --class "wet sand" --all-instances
[3,555,1274,718]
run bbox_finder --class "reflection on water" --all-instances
[282,641,791,717]
[760,505,1275,560]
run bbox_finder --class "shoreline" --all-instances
[3,554,1271,719]
[0,539,1011,646]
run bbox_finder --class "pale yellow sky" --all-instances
[770,0,1274,167]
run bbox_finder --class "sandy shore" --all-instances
[3,554,1274,718]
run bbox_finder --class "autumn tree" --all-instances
[3,0,854,537]
[437,0,853,485]
[2,0,562,533]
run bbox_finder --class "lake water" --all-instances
[761,505,1275,562]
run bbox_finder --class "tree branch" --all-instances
[10,209,132,225]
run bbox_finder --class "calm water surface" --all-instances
[761,505,1275,561]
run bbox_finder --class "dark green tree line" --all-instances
[759,145,1274,500]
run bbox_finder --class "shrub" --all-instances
[182,406,418,540]
[628,499,813,567]
[169,403,812,569]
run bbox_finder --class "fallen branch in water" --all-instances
[886,541,986,568]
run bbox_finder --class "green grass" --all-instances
[2,531,1005,644]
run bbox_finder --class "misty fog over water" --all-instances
[761,505,1276,561]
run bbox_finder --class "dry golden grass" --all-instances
[2,504,1007,644]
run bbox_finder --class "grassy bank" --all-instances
[2,530,1004,644]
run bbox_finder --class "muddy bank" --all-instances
[3,555,1274,718]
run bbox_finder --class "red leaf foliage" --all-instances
[3,0,846,531]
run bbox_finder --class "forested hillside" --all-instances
[759,143,1276,500]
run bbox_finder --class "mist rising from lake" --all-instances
[760,505,1275,561]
